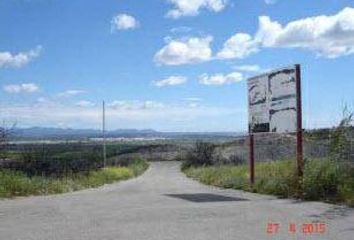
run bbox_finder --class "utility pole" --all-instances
[102,100,107,168]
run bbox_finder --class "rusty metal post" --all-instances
[249,133,255,185]
[295,64,304,178]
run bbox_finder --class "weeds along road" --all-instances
[0,161,353,240]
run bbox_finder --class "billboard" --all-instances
[248,65,300,133]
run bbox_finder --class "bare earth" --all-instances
[0,161,353,240]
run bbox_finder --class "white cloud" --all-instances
[37,97,47,103]
[183,97,203,102]
[158,8,354,64]
[154,76,187,87]
[0,101,243,131]
[199,71,243,85]
[255,7,354,58]
[108,100,165,110]
[233,64,262,72]
[108,100,131,110]
[111,14,139,31]
[215,7,354,59]
[108,100,158,110]
[154,36,213,65]
[217,33,259,59]
[0,46,42,68]
[141,101,165,109]
[183,97,203,107]
[188,102,200,108]
[264,0,277,4]
[166,0,227,19]
[35,97,59,107]
[3,83,39,93]
[58,89,86,97]
[75,100,95,107]
[170,26,192,33]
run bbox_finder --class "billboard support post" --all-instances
[295,64,304,178]
[247,64,303,186]
[249,133,255,185]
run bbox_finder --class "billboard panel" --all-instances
[248,65,299,133]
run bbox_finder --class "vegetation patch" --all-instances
[184,159,354,207]
[0,158,148,198]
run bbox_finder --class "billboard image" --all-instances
[248,65,299,133]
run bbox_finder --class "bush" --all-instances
[84,167,134,187]
[183,158,354,206]
[0,158,148,198]
[3,142,146,178]
[4,145,103,177]
[128,158,149,176]
[228,154,245,165]
[329,105,353,162]
[182,141,216,169]
[303,158,340,201]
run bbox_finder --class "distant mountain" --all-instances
[12,127,159,140]
[11,127,244,140]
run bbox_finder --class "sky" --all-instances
[0,0,353,132]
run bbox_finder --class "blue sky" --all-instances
[0,0,353,131]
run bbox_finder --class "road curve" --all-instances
[0,161,353,240]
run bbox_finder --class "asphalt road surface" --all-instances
[1,161,353,240]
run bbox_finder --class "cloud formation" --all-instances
[0,46,42,68]
[154,36,213,65]
[264,0,277,5]
[166,0,227,19]
[217,33,259,59]
[154,76,187,87]
[218,7,354,59]
[141,101,165,109]
[108,100,133,110]
[170,26,192,34]
[3,83,39,93]
[111,14,139,31]
[75,100,95,107]
[199,71,243,85]
[108,100,165,110]
[156,7,354,66]
[255,7,354,58]
[233,64,263,72]
[1,101,242,131]
[58,90,86,97]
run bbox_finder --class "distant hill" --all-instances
[11,127,243,140]
[12,127,158,140]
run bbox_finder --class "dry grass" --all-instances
[184,159,354,207]
[0,159,148,198]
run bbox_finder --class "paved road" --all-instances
[0,162,353,240]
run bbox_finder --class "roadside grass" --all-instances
[0,159,148,198]
[183,158,354,207]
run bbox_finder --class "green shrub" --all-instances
[0,159,148,198]
[85,167,133,187]
[183,158,354,206]
[128,158,149,176]
[303,158,340,201]
[182,141,216,170]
